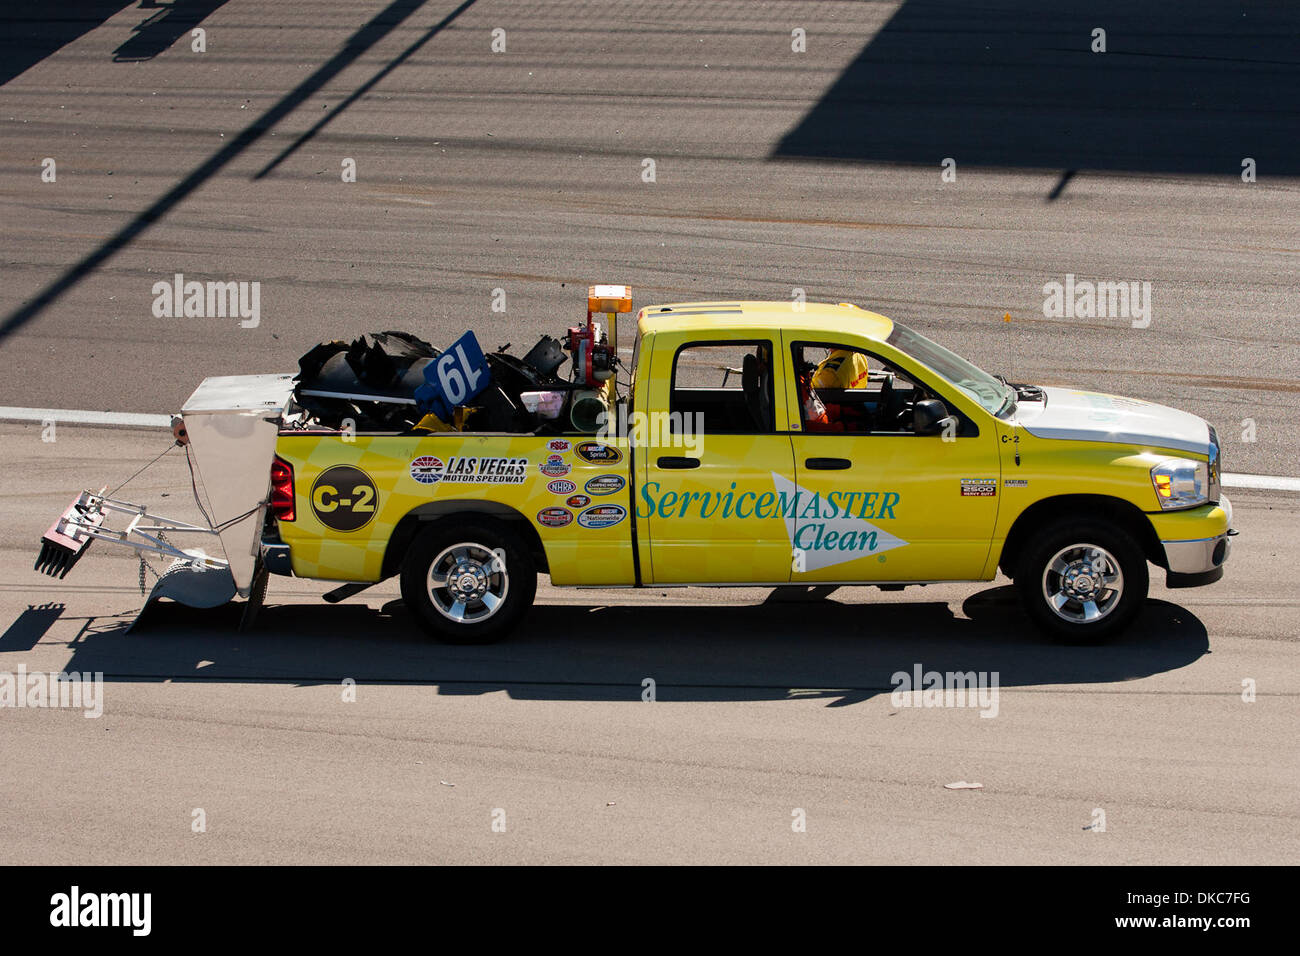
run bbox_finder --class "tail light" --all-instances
[270,456,295,521]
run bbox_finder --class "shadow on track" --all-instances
[55,586,1210,706]
[0,603,65,652]
[0,1,134,88]
[0,0,477,343]
[112,0,230,62]
[773,0,1300,180]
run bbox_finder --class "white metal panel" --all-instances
[182,373,295,414]
[181,375,294,593]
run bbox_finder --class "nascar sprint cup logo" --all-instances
[410,456,527,485]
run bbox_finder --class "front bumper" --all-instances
[1159,494,1234,587]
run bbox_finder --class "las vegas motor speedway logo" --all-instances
[410,456,527,485]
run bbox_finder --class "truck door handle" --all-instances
[805,457,852,470]
[657,456,700,469]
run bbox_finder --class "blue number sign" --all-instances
[414,330,491,421]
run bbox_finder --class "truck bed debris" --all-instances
[290,329,596,435]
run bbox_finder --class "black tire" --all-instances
[1016,518,1148,644]
[399,517,536,644]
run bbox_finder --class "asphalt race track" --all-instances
[0,1,1297,865]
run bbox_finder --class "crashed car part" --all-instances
[294,332,439,431]
[294,332,540,434]
[521,335,567,378]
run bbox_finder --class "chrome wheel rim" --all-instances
[427,542,508,624]
[1041,543,1124,624]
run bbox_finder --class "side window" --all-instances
[671,341,774,433]
[792,343,931,434]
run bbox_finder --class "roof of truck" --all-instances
[635,300,895,340]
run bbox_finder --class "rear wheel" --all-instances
[400,518,536,644]
[1016,518,1148,644]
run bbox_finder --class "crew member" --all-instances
[806,349,871,429]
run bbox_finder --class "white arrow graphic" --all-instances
[772,472,909,573]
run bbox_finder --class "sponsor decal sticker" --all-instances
[536,507,573,528]
[636,473,909,572]
[539,455,572,478]
[311,465,378,532]
[566,494,591,509]
[577,504,627,529]
[1004,479,1028,488]
[585,473,625,496]
[575,441,623,465]
[410,456,528,485]
[547,439,572,453]
[960,478,997,497]
[410,456,443,485]
[546,479,577,495]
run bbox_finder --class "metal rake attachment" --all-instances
[35,491,228,578]
[35,492,106,578]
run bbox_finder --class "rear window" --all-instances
[670,341,774,433]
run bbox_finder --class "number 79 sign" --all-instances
[415,330,491,421]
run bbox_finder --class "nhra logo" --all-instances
[546,479,577,495]
[410,456,443,484]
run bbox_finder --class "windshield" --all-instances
[886,322,1015,416]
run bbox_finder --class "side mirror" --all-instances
[913,399,955,436]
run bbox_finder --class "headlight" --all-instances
[1151,458,1209,510]
[1207,426,1221,503]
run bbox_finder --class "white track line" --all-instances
[1222,472,1300,492]
[2,406,1298,491]
[0,406,171,428]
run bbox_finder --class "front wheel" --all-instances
[400,518,536,644]
[1016,519,1148,644]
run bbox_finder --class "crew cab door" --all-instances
[782,334,1001,582]
[639,332,796,584]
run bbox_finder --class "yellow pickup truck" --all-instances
[39,289,1234,644]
